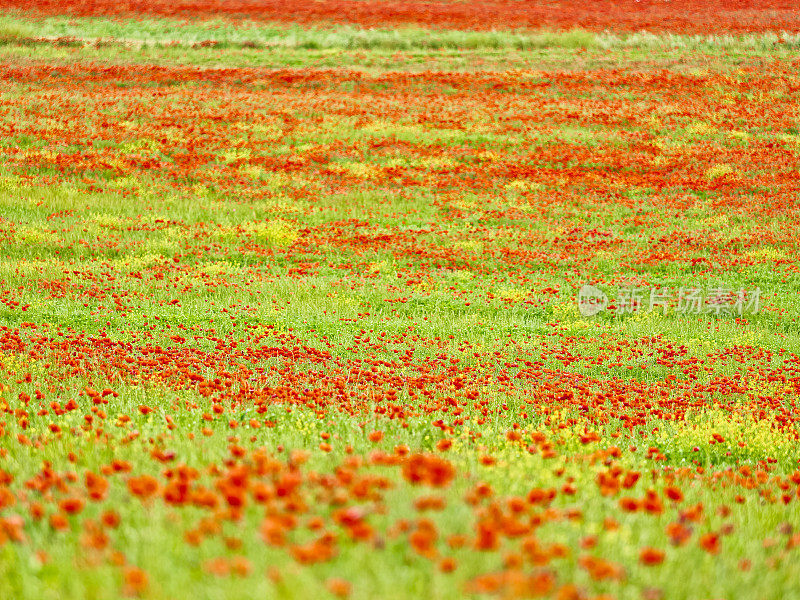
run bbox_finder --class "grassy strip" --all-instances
[2,14,800,51]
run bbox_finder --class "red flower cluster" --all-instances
[0,0,798,33]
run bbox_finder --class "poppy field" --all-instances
[1,3,800,599]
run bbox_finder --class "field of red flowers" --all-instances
[2,0,800,34]
[1,5,800,600]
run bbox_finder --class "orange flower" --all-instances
[639,547,665,566]
[111,460,132,473]
[579,555,625,581]
[642,490,663,515]
[0,515,25,543]
[203,557,230,576]
[699,532,721,555]
[739,559,752,571]
[123,566,148,597]
[621,471,640,489]
[447,534,468,549]
[80,527,109,551]
[231,556,251,577]
[413,495,447,511]
[603,517,619,531]
[666,522,692,546]
[473,521,499,551]
[527,488,556,506]
[184,529,203,546]
[402,453,455,488]
[556,584,586,600]
[260,517,287,547]
[127,475,160,500]
[85,471,109,501]
[664,486,684,502]
[0,487,15,510]
[29,501,45,520]
[680,503,704,523]
[326,577,351,598]
[466,569,555,597]
[290,532,338,564]
[58,497,84,515]
[439,557,457,573]
[409,519,438,558]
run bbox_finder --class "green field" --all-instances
[1,13,800,600]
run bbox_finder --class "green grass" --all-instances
[1,14,799,52]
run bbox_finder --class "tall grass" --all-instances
[2,14,800,51]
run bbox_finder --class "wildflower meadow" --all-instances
[1,2,800,599]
